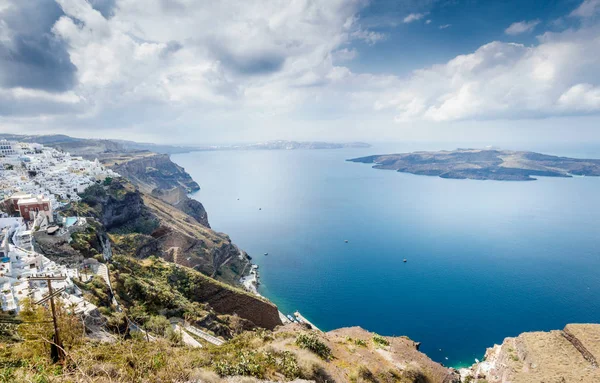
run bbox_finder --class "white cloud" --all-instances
[505,20,541,35]
[333,48,358,61]
[558,83,600,111]
[570,0,600,18]
[351,28,386,44]
[41,0,383,120]
[1,0,600,141]
[376,25,600,122]
[439,24,451,29]
[425,19,432,25]
[403,13,426,23]
[0,1,11,12]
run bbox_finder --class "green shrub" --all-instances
[295,333,332,360]
[372,334,389,347]
[212,350,265,377]
[146,315,170,337]
[212,349,299,379]
[166,326,182,345]
[357,365,377,382]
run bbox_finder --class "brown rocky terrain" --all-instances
[56,178,249,285]
[317,326,459,382]
[105,152,200,193]
[110,255,282,331]
[464,323,600,383]
[139,191,250,285]
[102,151,210,227]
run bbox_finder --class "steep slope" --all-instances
[106,152,200,194]
[464,323,600,382]
[102,151,210,227]
[139,192,249,285]
[319,326,459,382]
[62,179,249,285]
[112,255,282,331]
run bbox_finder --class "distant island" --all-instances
[197,140,371,151]
[348,149,600,181]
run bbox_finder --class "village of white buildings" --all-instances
[0,139,119,316]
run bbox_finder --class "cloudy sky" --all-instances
[1,0,599,145]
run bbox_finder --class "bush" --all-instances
[295,333,332,360]
[372,334,389,347]
[146,315,170,337]
[212,349,299,379]
[212,350,265,378]
[166,326,182,345]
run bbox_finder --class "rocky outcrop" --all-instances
[174,196,210,228]
[60,178,246,284]
[463,324,600,382]
[113,255,282,331]
[33,219,109,265]
[141,193,249,285]
[108,152,200,193]
[33,225,87,264]
[100,151,211,228]
[100,188,145,230]
[73,181,155,232]
[152,186,210,227]
[179,272,282,330]
[270,325,460,383]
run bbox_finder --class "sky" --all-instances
[0,0,600,145]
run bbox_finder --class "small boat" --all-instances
[403,259,407,263]
[264,252,268,256]
[259,208,262,210]
[344,240,348,243]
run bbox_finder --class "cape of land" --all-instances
[349,149,600,181]
[0,134,370,155]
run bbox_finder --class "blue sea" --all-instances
[172,143,600,368]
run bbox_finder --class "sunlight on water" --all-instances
[174,143,600,367]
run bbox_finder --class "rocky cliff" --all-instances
[139,192,249,285]
[101,151,210,227]
[463,323,600,382]
[61,178,249,285]
[112,255,282,332]
[107,152,200,193]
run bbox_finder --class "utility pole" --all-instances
[28,275,67,362]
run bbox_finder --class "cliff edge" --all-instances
[101,151,210,227]
[463,323,600,382]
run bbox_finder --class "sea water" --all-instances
[173,143,600,367]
